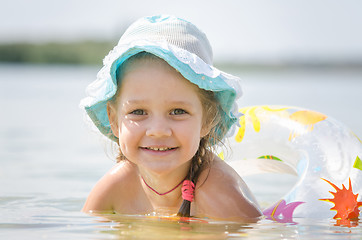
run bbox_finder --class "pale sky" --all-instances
[1,0,362,62]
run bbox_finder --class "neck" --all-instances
[137,164,190,207]
[141,175,186,196]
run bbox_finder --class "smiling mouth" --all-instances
[143,147,177,151]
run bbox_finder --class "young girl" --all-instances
[80,15,262,222]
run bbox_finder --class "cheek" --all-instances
[117,121,141,148]
[177,121,203,150]
[118,119,141,136]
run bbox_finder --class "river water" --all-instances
[0,64,361,239]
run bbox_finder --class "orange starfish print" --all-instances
[320,178,362,221]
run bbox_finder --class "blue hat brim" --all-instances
[82,42,240,143]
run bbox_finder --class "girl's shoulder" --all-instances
[94,160,138,191]
[198,154,242,186]
[82,161,138,213]
[194,154,262,221]
[105,160,139,183]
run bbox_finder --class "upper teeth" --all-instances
[147,147,172,151]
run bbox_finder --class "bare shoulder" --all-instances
[82,161,138,213]
[194,155,262,221]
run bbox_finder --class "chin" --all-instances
[143,161,190,176]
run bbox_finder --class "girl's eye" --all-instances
[130,109,146,115]
[171,109,187,115]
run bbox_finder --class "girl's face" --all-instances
[108,58,209,176]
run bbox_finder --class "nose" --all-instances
[145,116,172,137]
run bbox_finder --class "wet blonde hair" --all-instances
[108,52,227,217]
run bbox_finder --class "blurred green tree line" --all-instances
[2,41,361,69]
[0,41,117,65]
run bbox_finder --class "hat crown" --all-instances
[81,15,241,143]
[118,15,213,64]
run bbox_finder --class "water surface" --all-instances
[0,64,361,239]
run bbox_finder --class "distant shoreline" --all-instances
[0,41,116,65]
[1,41,362,70]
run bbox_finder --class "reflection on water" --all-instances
[1,64,362,239]
[97,214,250,239]
[93,213,362,239]
[2,198,361,240]
[1,194,361,239]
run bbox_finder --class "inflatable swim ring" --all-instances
[223,105,362,223]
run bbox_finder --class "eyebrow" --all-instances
[124,100,194,107]
[167,101,194,107]
[124,100,146,105]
